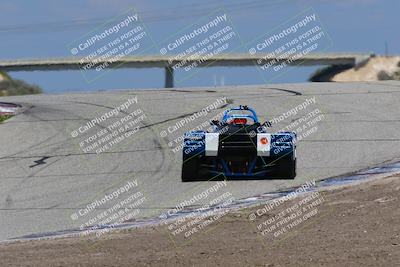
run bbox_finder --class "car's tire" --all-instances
[286,158,296,179]
[277,153,296,179]
[181,156,200,182]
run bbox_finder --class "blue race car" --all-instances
[182,105,296,181]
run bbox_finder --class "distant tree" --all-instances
[377,70,392,80]
[0,78,42,96]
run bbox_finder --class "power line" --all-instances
[0,0,285,34]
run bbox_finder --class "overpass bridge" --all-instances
[0,53,373,87]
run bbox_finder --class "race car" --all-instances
[181,105,296,181]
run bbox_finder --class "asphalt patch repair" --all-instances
[1,175,399,267]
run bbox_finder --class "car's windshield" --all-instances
[224,109,257,125]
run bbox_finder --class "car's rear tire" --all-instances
[285,158,296,179]
[181,156,200,182]
[277,153,296,179]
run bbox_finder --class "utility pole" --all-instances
[385,41,388,57]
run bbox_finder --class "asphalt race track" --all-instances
[1,81,400,241]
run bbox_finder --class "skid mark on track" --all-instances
[163,89,217,93]
[261,87,302,96]
[29,156,50,168]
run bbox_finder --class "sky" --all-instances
[0,0,398,93]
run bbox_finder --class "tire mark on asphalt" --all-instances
[2,100,159,207]
[2,105,76,207]
[0,148,162,160]
[360,82,400,88]
[261,87,302,96]
[29,156,50,168]
[4,155,68,208]
[302,90,400,96]
[0,104,102,159]
[63,99,168,199]
[164,89,217,93]
[66,98,233,131]
[1,106,63,158]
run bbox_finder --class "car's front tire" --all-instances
[181,156,200,182]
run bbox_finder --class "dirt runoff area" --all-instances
[1,175,400,267]
[332,56,400,82]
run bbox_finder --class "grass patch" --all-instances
[0,114,12,123]
[0,79,42,97]
[0,71,12,81]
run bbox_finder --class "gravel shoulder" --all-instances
[1,174,399,267]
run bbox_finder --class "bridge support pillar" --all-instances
[165,66,174,88]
